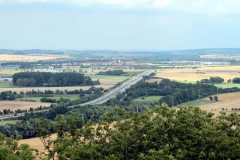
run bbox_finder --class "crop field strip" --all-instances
[0,54,69,62]
[156,66,240,87]
[0,101,51,111]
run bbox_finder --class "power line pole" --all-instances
[81,114,85,121]
[172,96,174,107]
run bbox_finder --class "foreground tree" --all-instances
[0,133,35,160]
[39,104,240,160]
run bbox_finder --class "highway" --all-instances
[70,70,153,107]
[0,70,153,120]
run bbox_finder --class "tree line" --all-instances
[16,104,240,159]
[12,72,99,87]
[97,69,126,76]
[200,76,224,84]
[105,78,240,107]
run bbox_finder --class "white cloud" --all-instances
[1,0,240,15]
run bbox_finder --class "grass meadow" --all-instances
[20,95,80,102]
[0,120,18,126]
[132,96,162,102]
[0,82,16,88]
[89,75,130,80]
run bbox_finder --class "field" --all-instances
[177,92,240,116]
[214,83,240,88]
[18,134,58,159]
[0,54,69,62]
[132,96,162,102]
[156,66,240,83]
[0,69,20,75]
[0,120,18,126]
[0,101,51,111]
[89,75,130,80]
[0,84,116,94]
[20,95,80,102]
[0,82,16,88]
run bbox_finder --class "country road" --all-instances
[0,70,153,120]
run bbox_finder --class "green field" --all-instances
[0,82,17,88]
[214,83,240,88]
[0,120,18,126]
[20,95,79,102]
[178,81,240,88]
[175,99,217,108]
[89,75,130,80]
[132,96,162,102]
[178,80,196,84]
[0,68,20,74]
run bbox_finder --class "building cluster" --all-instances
[200,54,240,61]
[62,60,146,66]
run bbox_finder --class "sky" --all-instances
[0,0,240,51]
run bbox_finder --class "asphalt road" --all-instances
[0,70,153,120]
[73,70,153,106]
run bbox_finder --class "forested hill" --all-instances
[12,72,99,87]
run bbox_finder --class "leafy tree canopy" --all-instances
[0,133,35,160]
[38,104,240,160]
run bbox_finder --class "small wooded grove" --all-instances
[233,77,240,83]
[12,72,99,87]
[2,104,240,159]
[97,69,126,76]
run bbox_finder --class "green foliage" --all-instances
[97,69,126,76]
[38,104,240,160]
[12,72,98,87]
[0,133,35,160]
[233,77,240,84]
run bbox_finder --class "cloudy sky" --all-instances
[0,0,240,51]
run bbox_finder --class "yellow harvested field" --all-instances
[0,101,50,111]
[18,134,57,159]
[156,66,240,82]
[0,54,68,62]
[199,92,240,116]
[0,84,115,94]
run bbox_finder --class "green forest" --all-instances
[12,72,99,87]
